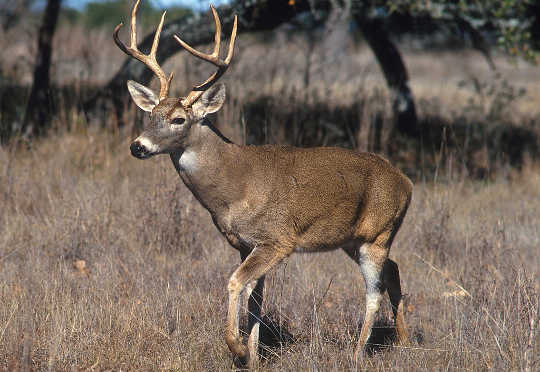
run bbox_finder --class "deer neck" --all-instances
[169,121,243,214]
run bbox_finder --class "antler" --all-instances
[113,0,173,101]
[174,6,238,109]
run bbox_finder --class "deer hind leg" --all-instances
[342,242,409,356]
[245,276,265,370]
[227,247,286,368]
[354,242,387,357]
[383,259,409,345]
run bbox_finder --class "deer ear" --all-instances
[192,83,226,118]
[127,80,159,112]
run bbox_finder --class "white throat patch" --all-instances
[179,150,198,172]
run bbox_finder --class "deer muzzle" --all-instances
[130,141,151,159]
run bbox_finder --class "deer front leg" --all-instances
[226,248,286,368]
[239,252,266,369]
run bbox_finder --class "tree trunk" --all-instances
[353,15,418,136]
[22,0,61,137]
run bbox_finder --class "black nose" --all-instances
[130,141,146,158]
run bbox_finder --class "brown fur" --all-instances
[127,87,412,368]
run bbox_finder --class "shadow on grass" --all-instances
[364,319,398,355]
[361,318,425,356]
[244,95,539,180]
[245,313,426,364]
[252,314,295,362]
[4,84,537,180]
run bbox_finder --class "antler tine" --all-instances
[174,6,238,108]
[129,0,139,49]
[225,15,237,64]
[211,6,222,60]
[150,11,166,57]
[113,0,173,101]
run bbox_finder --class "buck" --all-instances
[115,0,412,368]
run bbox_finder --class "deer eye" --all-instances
[171,117,185,125]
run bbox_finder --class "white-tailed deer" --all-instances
[115,0,412,368]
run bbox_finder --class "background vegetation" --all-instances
[0,0,538,370]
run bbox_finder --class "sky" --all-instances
[63,0,231,11]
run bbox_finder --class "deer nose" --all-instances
[130,141,146,158]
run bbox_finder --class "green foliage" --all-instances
[62,0,192,30]
[59,7,81,25]
[383,0,538,62]
[144,6,193,29]
[85,0,133,29]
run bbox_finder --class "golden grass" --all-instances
[0,125,538,370]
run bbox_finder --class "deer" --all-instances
[114,0,412,368]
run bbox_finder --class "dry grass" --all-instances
[0,123,538,371]
[1,15,539,372]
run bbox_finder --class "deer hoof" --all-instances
[232,353,250,369]
[226,335,249,368]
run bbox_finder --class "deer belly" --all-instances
[293,220,356,253]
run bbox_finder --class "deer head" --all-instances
[113,0,237,159]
